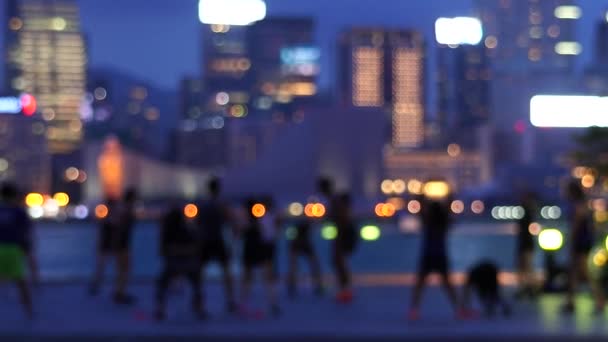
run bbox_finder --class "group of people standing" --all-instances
[0,176,606,321]
[89,177,359,321]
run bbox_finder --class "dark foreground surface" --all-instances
[1,278,608,342]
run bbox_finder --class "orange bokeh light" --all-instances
[95,204,109,219]
[252,203,266,218]
[184,203,198,219]
[312,203,325,218]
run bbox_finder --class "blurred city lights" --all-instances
[581,174,596,188]
[311,203,325,218]
[360,225,381,241]
[53,193,70,207]
[198,0,266,26]
[399,215,421,233]
[288,202,304,217]
[381,179,393,195]
[408,200,421,214]
[531,95,608,127]
[43,199,59,217]
[595,211,608,223]
[572,166,587,179]
[25,193,44,207]
[375,203,396,218]
[555,41,582,55]
[450,200,464,214]
[538,229,564,251]
[184,203,198,219]
[251,203,266,218]
[285,227,297,240]
[471,200,485,214]
[554,5,582,19]
[392,179,406,194]
[528,222,542,236]
[492,206,531,220]
[407,179,423,195]
[28,206,44,219]
[447,143,461,157]
[423,181,450,199]
[435,17,483,45]
[95,204,109,219]
[216,92,230,105]
[321,225,337,240]
[605,235,608,251]
[74,205,89,220]
[593,251,607,267]
[387,197,406,211]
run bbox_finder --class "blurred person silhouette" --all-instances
[462,261,511,318]
[318,178,357,304]
[286,217,324,298]
[239,198,281,318]
[408,181,461,320]
[155,202,204,321]
[515,191,539,299]
[198,178,237,313]
[0,183,37,319]
[89,188,138,305]
[562,179,605,314]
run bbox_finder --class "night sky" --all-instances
[78,0,608,91]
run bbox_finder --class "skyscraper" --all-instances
[247,17,317,111]
[339,28,425,148]
[6,0,87,155]
[476,0,580,73]
[437,44,491,148]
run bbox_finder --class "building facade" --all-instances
[339,28,425,148]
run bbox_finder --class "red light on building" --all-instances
[20,94,37,116]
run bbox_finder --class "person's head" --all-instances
[566,179,585,202]
[123,187,138,204]
[208,177,221,198]
[0,183,18,204]
[317,177,333,196]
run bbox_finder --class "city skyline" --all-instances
[73,0,608,92]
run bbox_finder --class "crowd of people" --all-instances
[0,177,605,321]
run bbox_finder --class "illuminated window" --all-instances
[554,41,582,55]
[554,6,582,20]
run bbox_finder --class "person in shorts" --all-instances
[0,183,36,319]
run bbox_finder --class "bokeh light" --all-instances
[288,202,304,217]
[360,225,381,241]
[471,200,485,214]
[450,200,464,214]
[593,250,607,267]
[392,179,406,194]
[423,181,450,199]
[321,225,337,240]
[25,193,44,207]
[286,227,298,240]
[95,204,109,219]
[528,222,542,236]
[252,203,266,218]
[381,179,393,195]
[53,192,70,207]
[311,203,325,218]
[184,203,199,219]
[407,179,423,195]
[538,229,563,251]
[408,200,421,214]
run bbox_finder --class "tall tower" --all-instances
[339,28,425,148]
[476,0,580,73]
[7,0,87,155]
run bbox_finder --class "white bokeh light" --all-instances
[199,0,266,26]
[530,95,608,128]
[435,17,483,45]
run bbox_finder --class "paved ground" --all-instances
[1,277,608,341]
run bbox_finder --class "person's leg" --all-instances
[114,251,135,304]
[439,271,460,312]
[219,258,236,311]
[332,244,348,292]
[240,265,254,310]
[578,254,605,312]
[155,266,173,320]
[263,261,280,316]
[408,269,428,319]
[564,255,578,312]
[15,279,33,319]
[287,248,298,297]
[185,269,205,318]
[90,252,108,295]
[308,249,324,295]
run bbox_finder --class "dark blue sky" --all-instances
[78,0,608,91]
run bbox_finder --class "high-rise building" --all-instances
[476,0,580,73]
[179,77,204,121]
[339,28,425,148]
[437,44,491,148]
[247,17,318,111]
[6,0,87,155]
[202,24,251,116]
